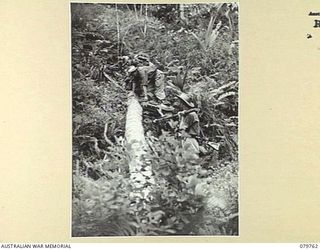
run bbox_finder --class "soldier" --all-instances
[125,53,166,103]
[175,92,200,160]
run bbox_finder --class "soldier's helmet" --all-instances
[177,93,195,108]
[134,52,150,64]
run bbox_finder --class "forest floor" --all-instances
[71,3,239,236]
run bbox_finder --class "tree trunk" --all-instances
[179,4,186,20]
[125,93,153,198]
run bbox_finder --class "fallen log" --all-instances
[125,92,154,199]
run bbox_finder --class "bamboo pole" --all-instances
[115,4,120,58]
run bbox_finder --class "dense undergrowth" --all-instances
[72,3,239,236]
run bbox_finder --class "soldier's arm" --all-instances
[138,67,148,100]
[142,86,148,101]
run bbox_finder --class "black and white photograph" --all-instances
[71,3,239,236]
